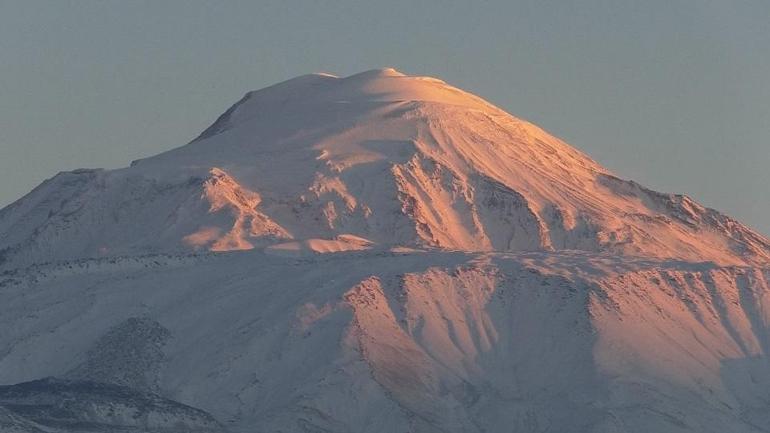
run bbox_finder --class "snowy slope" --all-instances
[1,68,770,433]
[1,250,769,432]
[1,68,768,269]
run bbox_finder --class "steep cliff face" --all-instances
[1,69,769,432]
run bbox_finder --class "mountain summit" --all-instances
[1,68,767,268]
[2,69,770,433]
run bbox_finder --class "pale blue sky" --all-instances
[1,1,768,234]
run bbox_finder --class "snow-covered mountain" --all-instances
[1,68,769,433]
[2,68,767,269]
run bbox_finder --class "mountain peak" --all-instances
[225,67,492,113]
[4,69,770,433]
[1,68,768,269]
[348,67,407,78]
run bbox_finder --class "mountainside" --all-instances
[2,250,769,433]
[1,68,769,433]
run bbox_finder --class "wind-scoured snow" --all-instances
[1,68,769,433]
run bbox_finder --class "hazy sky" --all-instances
[1,1,768,234]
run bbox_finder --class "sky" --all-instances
[1,0,768,235]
